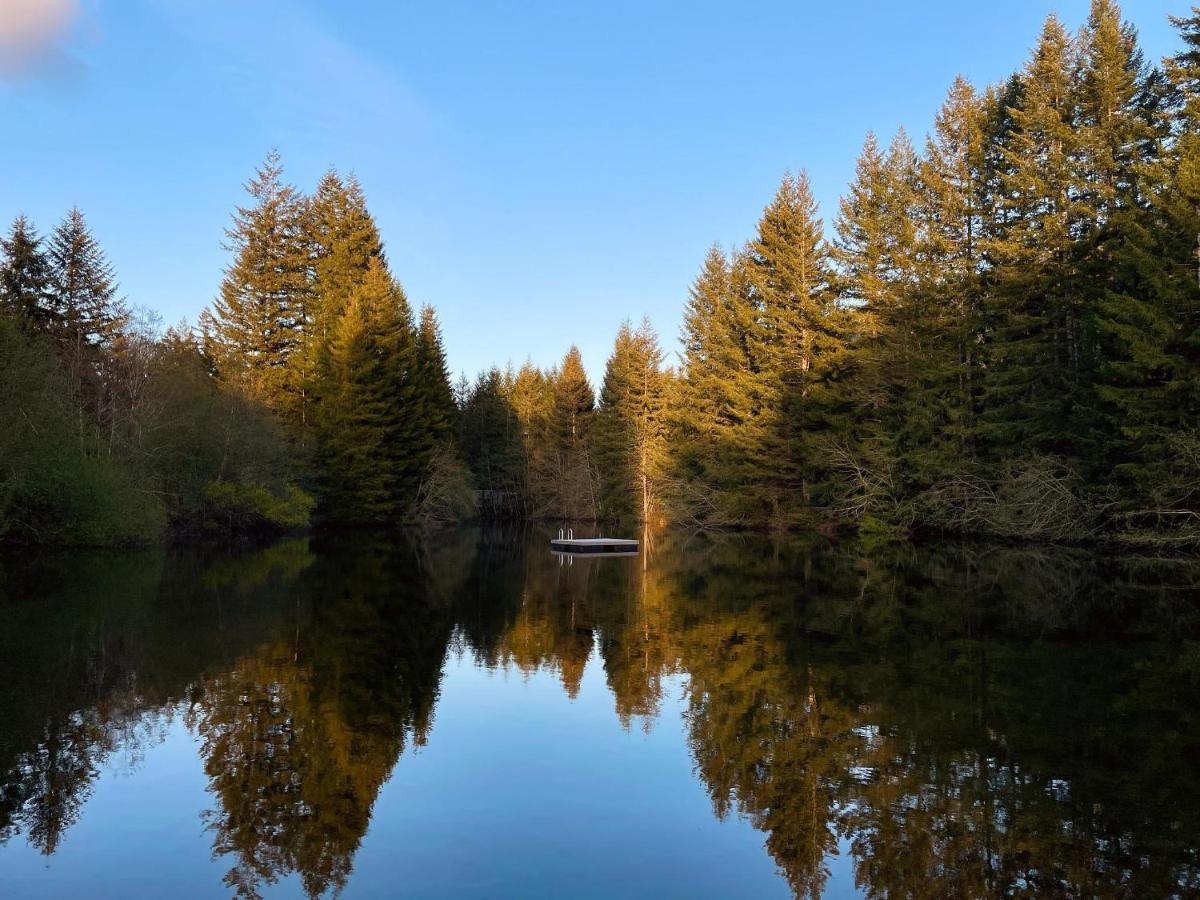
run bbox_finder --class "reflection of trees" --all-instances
[0,541,312,855]
[188,534,454,898]
[428,528,1200,897]
[3,529,1200,898]
[640,535,1200,898]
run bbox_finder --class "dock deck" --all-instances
[550,537,639,555]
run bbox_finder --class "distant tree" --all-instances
[458,366,525,515]
[46,208,126,351]
[672,245,761,524]
[0,215,54,328]
[45,208,128,434]
[548,346,597,520]
[415,304,455,440]
[593,318,670,522]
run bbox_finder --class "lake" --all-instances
[1,529,1198,898]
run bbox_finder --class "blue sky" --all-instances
[0,0,1186,382]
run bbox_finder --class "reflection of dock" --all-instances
[550,532,639,555]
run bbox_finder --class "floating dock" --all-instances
[550,536,639,555]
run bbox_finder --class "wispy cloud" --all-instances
[146,0,430,157]
[0,0,82,81]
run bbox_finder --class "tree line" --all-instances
[462,2,1200,544]
[3,0,1199,545]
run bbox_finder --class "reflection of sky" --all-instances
[2,647,833,898]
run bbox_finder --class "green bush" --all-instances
[201,481,314,536]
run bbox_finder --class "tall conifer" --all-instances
[594,319,669,521]
[201,151,309,415]
[745,171,844,520]
[980,16,1087,458]
[0,215,53,328]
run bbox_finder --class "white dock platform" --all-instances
[549,537,639,555]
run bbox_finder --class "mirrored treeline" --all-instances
[1,531,1198,897]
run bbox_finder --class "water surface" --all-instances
[1,530,1198,897]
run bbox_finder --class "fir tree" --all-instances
[47,208,126,352]
[830,130,932,516]
[315,257,423,522]
[1075,0,1151,223]
[1089,8,1200,517]
[0,215,54,329]
[415,304,455,440]
[549,346,597,519]
[744,171,844,521]
[593,319,669,521]
[1166,6,1200,134]
[201,151,309,415]
[674,246,762,517]
[980,15,1089,460]
[307,169,384,347]
[917,76,988,462]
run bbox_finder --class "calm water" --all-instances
[1,530,1199,898]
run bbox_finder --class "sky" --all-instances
[0,0,1187,382]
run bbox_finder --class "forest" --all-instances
[2,0,1199,546]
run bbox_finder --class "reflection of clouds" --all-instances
[0,0,81,80]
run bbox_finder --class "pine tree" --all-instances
[0,215,54,329]
[315,257,423,522]
[744,171,844,522]
[829,130,930,518]
[917,76,988,463]
[47,208,126,351]
[1088,8,1200,518]
[42,208,128,440]
[548,346,597,519]
[593,319,669,521]
[673,246,763,521]
[980,15,1088,460]
[459,366,525,513]
[1166,6,1200,134]
[307,169,384,347]
[201,151,309,415]
[1075,0,1151,223]
[415,304,455,441]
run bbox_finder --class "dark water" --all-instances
[1,530,1199,898]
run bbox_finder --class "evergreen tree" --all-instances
[917,76,988,463]
[829,130,931,519]
[548,346,597,519]
[415,304,455,441]
[1166,6,1200,134]
[744,170,845,522]
[1089,8,1200,522]
[980,15,1089,460]
[47,208,126,351]
[1075,0,1151,223]
[42,208,128,440]
[458,366,525,514]
[315,258,423,523]
[307,169,384,347]
[201,151,309,415]
[672,246,764,523]
[593,319,669,521]
[0,215,54,328]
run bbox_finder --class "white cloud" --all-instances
[0,0,80,79]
